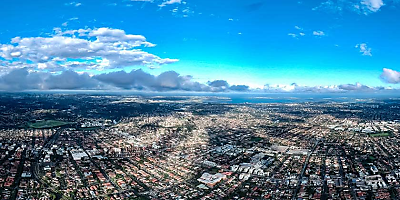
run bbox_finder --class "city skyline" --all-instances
[1,0,400,92]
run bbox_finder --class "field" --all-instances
[28,120,71,129]
[370,132,392,137]
[250,136,264,142]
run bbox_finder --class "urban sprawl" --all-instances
[1,93,400,200]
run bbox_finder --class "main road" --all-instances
[292,138,322,200]
[31,128,64,200]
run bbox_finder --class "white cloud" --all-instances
[0,27,178,73]
[289,26,307,38]
[355,43,372,56]
[10,51,21,57]
[263,82,381,93]
[37,63,47,70]
[380,68,400,84]
[361,0,384,12]
[170,6,194,17]
[264,83,341,93]
[159,0,182,7]
[314,0,386,15]
[288,32,305,38]
[338,82,374,91]
[313,31,325,36]
[65,2,82,7]
[61,17,79,27]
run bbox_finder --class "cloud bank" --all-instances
[0,68,393,93]
[0,68,249,92]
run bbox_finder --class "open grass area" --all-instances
[370,132,392,137]
[250,136,264,142]
[28,120,72,129]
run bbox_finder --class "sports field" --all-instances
[28,120,71,129]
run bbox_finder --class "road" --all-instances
[31,128,64,200]
[292,138,322,200]
[82,148,122,191]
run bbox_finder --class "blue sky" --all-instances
[1,0,400,92]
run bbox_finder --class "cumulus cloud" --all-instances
[95,70,215,92]
[338,82,375,91]
[207,80,250,92]
[356,43,372,56]
[45,71,99,90]
[0,27,178,73]
[0,68,45,91]
[380,68,400,84]
[0,68,254,92]
[0,68,102,91]
[95,70,200,91]
[96,70,252,92]
[208,80,229,88]
[94,70,151,90]
[229,85,250,92]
